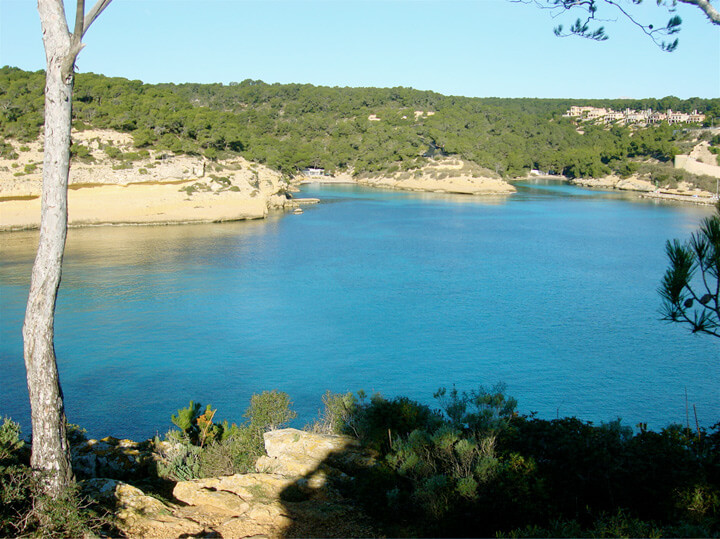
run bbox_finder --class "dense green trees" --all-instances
[1,66,718,180]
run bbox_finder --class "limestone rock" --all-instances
[72,436,156,480]
[257,428,376,479]
[83,430,378,537]
[616,177,655,192]
[83,478,206,538]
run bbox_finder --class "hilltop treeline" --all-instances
[1,66,719,179]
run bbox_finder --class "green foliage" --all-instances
[348,393,444,453]
[244,389,297,441]
[170,400,202,442]
[0,141,18,159]
[2,66,717,182]
[69,142,93,162]
[132,128,156,148]
[156,391,296,481]
[434,383,517,433]
[154,435,202,481]
[660,205,720,338]
[0,418,106,537]
[327,386,720,537]
[0,417,24,462]
[309,390,359,435]
[103,145,121,159]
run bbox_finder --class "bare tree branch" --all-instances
[82,0,112,37]
[678,0,720,25]
[60,0,85,81]
[72,0,84,39]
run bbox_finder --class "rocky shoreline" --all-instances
[2,131,715,232]
[355,157,516,195]
[569,174,716,205]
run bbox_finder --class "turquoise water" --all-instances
[1,181,718,440]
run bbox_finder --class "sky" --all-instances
[0,0,718,100]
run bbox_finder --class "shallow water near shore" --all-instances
[1,181,718,440]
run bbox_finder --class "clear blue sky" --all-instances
[1,0,718,99]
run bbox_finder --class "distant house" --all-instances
[302,167,325,177]
[564,105,705,126]
[689,110,706,123]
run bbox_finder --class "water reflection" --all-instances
[0,215,283,288]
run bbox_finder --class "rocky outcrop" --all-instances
[570,174,656,192]
[82,429,377,538]
[72,436,156,481]
[570,174,715,204]
[357,157,515,195]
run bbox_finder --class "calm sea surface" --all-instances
[1,181,718,440]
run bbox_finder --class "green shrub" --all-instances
[154,436,202,481]
[309,390,358,435]
[23,163,37,174]
[0,419,105,537]
[198,427,260,477]
[132,128,156,148]
[0,142,18,160]
[121,150,148,161]
[156,392,296,481]
[0,418,24,462]
[70,143,93,161]
[104,145,121,159]
[351,393,444,452]
[170,400,202,442]
[434,383,517,433]
[210,175,231,186]
[245,390,297,443]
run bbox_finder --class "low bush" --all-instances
[0,142,18,160]
[155,390,296,481]
[0,418,107,537]
[310,386,720,537]
[69,142,93,161]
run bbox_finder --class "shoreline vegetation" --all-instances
[2,387,719,537]
[2,67,720,230]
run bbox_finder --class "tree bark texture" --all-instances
[24,0,76,497]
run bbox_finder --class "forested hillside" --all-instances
[2,66,718,180]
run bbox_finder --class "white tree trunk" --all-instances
[24,0,75,497]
